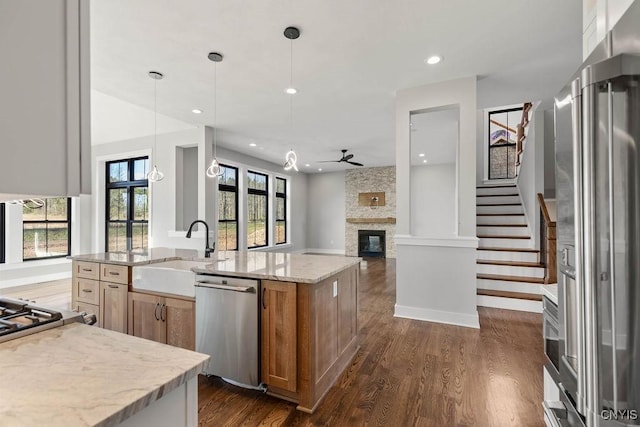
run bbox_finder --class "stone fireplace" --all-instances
[345,166,396,258]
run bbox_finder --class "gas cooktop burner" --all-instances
[0,297,64,342]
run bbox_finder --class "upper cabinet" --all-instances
[0,0,90,200]
[583,0,634,59]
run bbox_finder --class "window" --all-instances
[218,164,238,251]
[106,157,149,252]
[0,203,5,263]
[488,107,522,179]
[275,177,286,244]
[23,198,71,260]
[247,170,268,248]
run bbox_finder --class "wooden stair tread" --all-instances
[477,259,543,268]
[476,194,519,197]
[477,213,525,216]
[477,289,542,301]
[477,224,527,227]
[476,185,516,189]
[477,247,539,253]
[477,235,530,239]
[477,203,522,207]
[477,273,545,284]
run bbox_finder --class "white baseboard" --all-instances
[477,295,542,313]
[303,248,346,255]
[394,304,480,329]
[0,271,72,290]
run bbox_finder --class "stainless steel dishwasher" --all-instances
[195,274,260,388]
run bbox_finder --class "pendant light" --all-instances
[147,71,165,182]
[283,26,300,172]
[206,52,224,178]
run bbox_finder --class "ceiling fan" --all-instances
[319,149,364,167]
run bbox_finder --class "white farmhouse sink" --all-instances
[133,260,214,297]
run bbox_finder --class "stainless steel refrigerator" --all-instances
[554,2,640,426]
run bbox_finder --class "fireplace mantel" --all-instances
[346,217,396,224]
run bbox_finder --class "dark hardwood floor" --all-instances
[198,258,545,426]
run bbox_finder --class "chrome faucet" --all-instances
[186,220,214,258]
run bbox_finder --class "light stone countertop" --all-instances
[541,284,558,306]
[0,322,209,427]
[69,247,208,266]
[193,251,362,283]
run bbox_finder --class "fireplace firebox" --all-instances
[358,230,386,258]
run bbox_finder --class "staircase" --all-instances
[476,183,543,312]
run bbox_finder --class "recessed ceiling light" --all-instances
[425,55,442,65]
[423,159,428,163]
[249,143,257,147]
[192,109,203,114]
[285,87,297,95]
[418,153,425,157]
[305,163,310,167]
[318,168,322,172]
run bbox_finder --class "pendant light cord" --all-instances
[154,77,158,158]
[214,61,217,158]
[290,38,294,134]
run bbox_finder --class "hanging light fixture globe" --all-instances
[147,71,165,182]
[207,52,224,178]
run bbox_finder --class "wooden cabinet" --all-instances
[261,264,359,413]
[128,292,195,351]
[100,282,128,334]
[261,280,297,392]
[75,301,101,328]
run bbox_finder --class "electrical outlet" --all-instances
[333,280,338,297]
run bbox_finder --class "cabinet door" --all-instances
[75,301,100,328]
[100,282,128,333]
[128,292,165,344]
[164,297,195,351]
[261,281,297,392]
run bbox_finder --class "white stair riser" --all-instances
[477,279,543,295]
[477,186,518,196]
[477,295,542,313]
[477,205,524,214]
[477,215,527,225]
[477,263,545,278]
[476,226,530,236]
[479,237,533,249]
[477,250,539,263]
[476,195,521,205]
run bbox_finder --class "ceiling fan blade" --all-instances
[347,161,364,166]
[318,160,341,163]
[343,154,354,161]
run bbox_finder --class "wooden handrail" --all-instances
[537,193,552,224]
[489,119,517,134]
[537,193,557,284]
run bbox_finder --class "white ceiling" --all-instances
[91,0,582,172]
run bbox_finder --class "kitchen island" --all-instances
[0,321,209,427]
[70,249,362,413]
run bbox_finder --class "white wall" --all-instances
[410,164,456,237]
[306,172,345,254]
[543,109,556,198]
[516,107,545,249]
[395,76,479,329]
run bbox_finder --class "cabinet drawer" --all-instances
[75,261,99,280]
[100,264,129,284]
[75,278,100,305]
[74,302,100,327]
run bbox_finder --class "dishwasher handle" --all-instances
[195,281,256,293]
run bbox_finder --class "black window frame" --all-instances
[105,157,149,252]
[22,198,72,261]
[488,106,522,180]
[218,164,239,251]
[0,203,5,263]
[247,170,269,249]
[275,177,287,245]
